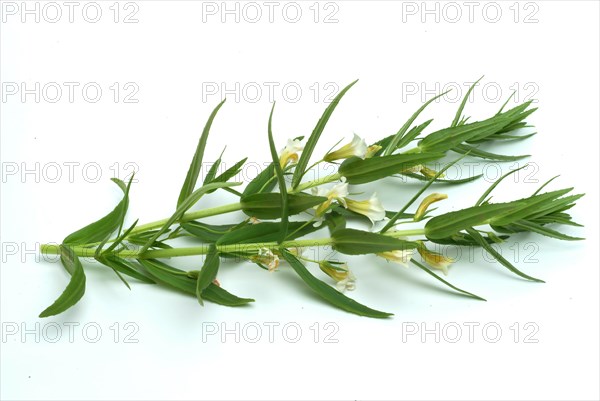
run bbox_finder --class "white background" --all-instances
[1,1,599,400]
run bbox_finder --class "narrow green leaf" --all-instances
[280,249,392,318]
[418,102,532,153]
[371,119,433,156]
[451,76,483,127]
[39,246,86,317]
[203,147,226,186]
[496,91,516,115]
[141,181,241,253]
[196,245,220,305]
[425,203,518,240]
[475,165,528,206]
[488,132,536,142]
[203,284,255,306]
[103,219,139,254]
[531,214,582,228]
[396,119,434,150]
[240,192,327,220]
[399,172,483,185]
[465,228,544,282]
[453,143,529,161]
[427,232,509,246]
[411,258,486,301]
[217,221,319,245]
[484,114,537,142]
[384,90,450,155]
[267,103,289,243]
[181,221,239,243]
[419,117,507,153]
[292,80,358,189]
[532,175,560,196]
[139,259,253,305]
[332,228,417,255]
[507,220,584,241]
[177,99,226,207]
[525,194,583,221]
[490,188,574,226]
[206,157,248,194]
[339,152,444,185]
[63,177,132,245]
[100,255,156,284]
[94,254,132,289]
[243,163,277,196]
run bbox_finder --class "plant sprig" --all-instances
[38,79,584,318]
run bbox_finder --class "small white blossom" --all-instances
[345,192,386,224]
[312,178,349,216]
[279,138,304,167]
[255,247,280,272]
[324,134,368,162]
[336,272,356,292]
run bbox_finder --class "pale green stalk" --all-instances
[39,227,425,260]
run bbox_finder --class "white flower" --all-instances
[311,179,349,216]
[279,138,304,167]
[336,272,356,292]
[344,192,386,224]
[324,134,368,162]
[254,247,280,272]
[377,249,414,267]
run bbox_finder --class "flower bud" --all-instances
[401,164,423,174]
[421,166,444,179]
[414,193,447,221]
[417,242,453,275]
[376,249,414,267]
[319,261,356,292]
[365,144,382,158]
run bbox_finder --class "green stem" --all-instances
[130,202,243,234]
[40,228,426,260]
